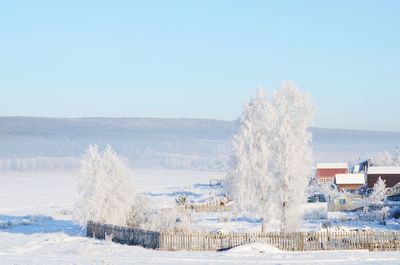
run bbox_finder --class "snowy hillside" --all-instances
[1,117,399,171]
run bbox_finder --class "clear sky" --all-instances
[1,1,399,131]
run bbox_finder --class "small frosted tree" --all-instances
[369,177,387,204]
[74,145,137,227]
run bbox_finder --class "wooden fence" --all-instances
[87,221,160,249]
[87,221,400,251]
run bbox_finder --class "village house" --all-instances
[367,166,400,189]
[316,162,349,183]
[335,173,365,191]
[352,160,370,173]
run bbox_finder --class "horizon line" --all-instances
[1,115,400,135]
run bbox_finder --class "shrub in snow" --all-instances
[175,195,188,206]
[380,206,390,222]
[74,145,139,227]
[126,195,151,228]
[227,81,314,232]
[319,182,340,202]
[144,207,192,232]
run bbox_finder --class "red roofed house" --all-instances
[316,162,349,183]
[335,173,365,191]
[367,166,400,189]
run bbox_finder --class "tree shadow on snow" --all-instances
[192,183,223,190]
[146,191,202,198]
[0,214,82,236]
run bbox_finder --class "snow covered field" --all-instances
[1,170,400,264]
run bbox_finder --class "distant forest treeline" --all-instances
[1,117,399,171]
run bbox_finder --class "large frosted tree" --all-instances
[269,81,314,231]
[227,81,314,232]
[226,90,277,222]
[74,145,138,227]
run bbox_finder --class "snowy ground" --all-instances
[1,170,400,264]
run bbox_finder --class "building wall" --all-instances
[318,177,335,183]
[317,168,348,183]
[337,183,363,191]
[367,174,400,188]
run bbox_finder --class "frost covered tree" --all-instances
[226,90,274,219]
[370,146,400,166]
[74,145,138,227]
[269,81,314,231]
[393,146,400,166]
[227,81,314,232]
[369,177,387,204]
[371,151,393,166]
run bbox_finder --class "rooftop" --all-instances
[335,173,365,185]
[368,166,400,175]
[316,162,348,169]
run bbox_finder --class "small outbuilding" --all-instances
[367,166,400,189]
[335,173,365,191]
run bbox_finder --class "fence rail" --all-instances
[87,221,160,249]
[87,221,400,251]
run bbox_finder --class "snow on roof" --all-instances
[335,173,365,185]
[368,166,400,175]
[316,162,348,169]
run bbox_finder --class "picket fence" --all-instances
[87,221,400,251]
[87,221,160,249]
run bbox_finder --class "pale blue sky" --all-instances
[0,1,399,131]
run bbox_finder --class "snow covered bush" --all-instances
[143,207,192,232]
[380,206,390,221]
[74,145,139,227]
[319,182,340,202]
[175,195,188,206]
[126,195,151,228]
[227,81,314,232]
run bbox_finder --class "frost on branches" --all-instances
[371,146,400,166]
[369,177,387,204]
[74,145,139,227]
[226,90,274,220]
[227,81,314,232]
